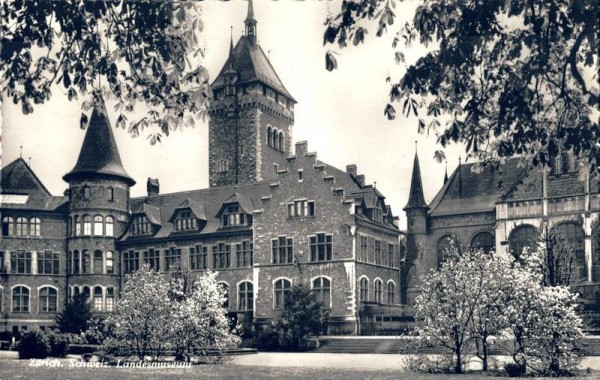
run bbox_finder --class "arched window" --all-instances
[374,279,383,303]
[278,132,284,152]
[387,281,395,304]
[470,231,494,254]
[73,286,80,297]
[437,234,459,269]
[74,215,81,236]
[30,218,41,237]
[238,281,253,311]
[2,216,14,236]
[39,287,57,313]
[94,286,103,311]
[509,225,537,258]
[83,215,92,235]
[93,215,103,236]
[273,278,291,309]
[94,250,103,274]
[16,217,27,236]
[554,222,585,281]
[271,129,278,150]
[106,251,114,274]
[12,286,29,313]
[312,277,331,308]
[267,126,273,147]
[359,277,369,302]
[82,286,91,301]
[82,250,91,274]
[105,216,114,237]
[72,250,80,274]
[106,287,115,312]
[218,282,229,309]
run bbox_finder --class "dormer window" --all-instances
[222,205,247,227]
[176,210,198,231]
[132,215,152,236]
[372,206,383,222]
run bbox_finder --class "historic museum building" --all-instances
[403,150,600,307]
[0,2,401,336]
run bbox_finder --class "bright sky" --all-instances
[1,0,464,229]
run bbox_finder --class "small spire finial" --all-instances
[28,157,31,167]
[20,146,23,158]
[374,181,377,189]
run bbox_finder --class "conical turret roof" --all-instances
[63,100,135,186]
[404,151,428,210]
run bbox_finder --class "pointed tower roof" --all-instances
[63,100,135,186]
[211,0,295,102]
[245,0,256,23]
[443,161,449,185]
[404,151,428,210]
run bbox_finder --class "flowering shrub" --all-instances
[411,245,584,376]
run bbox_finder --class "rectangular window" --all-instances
[82,251,91,273]
[388,244,395,267]
[144,248,161,271]
[359,235,368,262]
[132,216,151,236]
[190,245,208,270]
[236,241,253,267]
[375,240,382,265]
[108,188,114,202]
[94,251,103,274]
[287,200,315,218]
[272,237,293,264]
[310,233,333,262]
[10,251,31,274]
[164,248,181,271]
[123,251,139,274]
[212,243,231,269]
[176,210,197,231]
[38,251,59,275]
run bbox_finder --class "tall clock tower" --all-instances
[208,0,296,187]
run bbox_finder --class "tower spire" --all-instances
[245,0,257,41]
[404,148,428,210]
[458,156,463,198]
[443,160,449,185]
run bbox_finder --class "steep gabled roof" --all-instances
[1,158,51,195]
[211,35,295,101]
[63,101,135,186]
[428,157,528,217]
[1,158,67,211]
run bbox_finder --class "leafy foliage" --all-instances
[324,0,599,172]
[412,245,583,375]
[55,293,94,334]
[17,330,49,359]
[272,284,329,351]
[1,0,209,142]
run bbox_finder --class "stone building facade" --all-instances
[404,151,600,309]
[0,1,401,336]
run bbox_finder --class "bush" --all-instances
[17,331,49,359]
[254,328,281,351]
[46,331,69,358]
[504,363,526,377]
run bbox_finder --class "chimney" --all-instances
[346,164,357,177]
[147,178,160,196]
[295,141,308,156]
[356,174,365,187]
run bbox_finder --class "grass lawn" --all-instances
[0,357,598,380]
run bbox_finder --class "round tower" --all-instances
[62,100,135,312]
